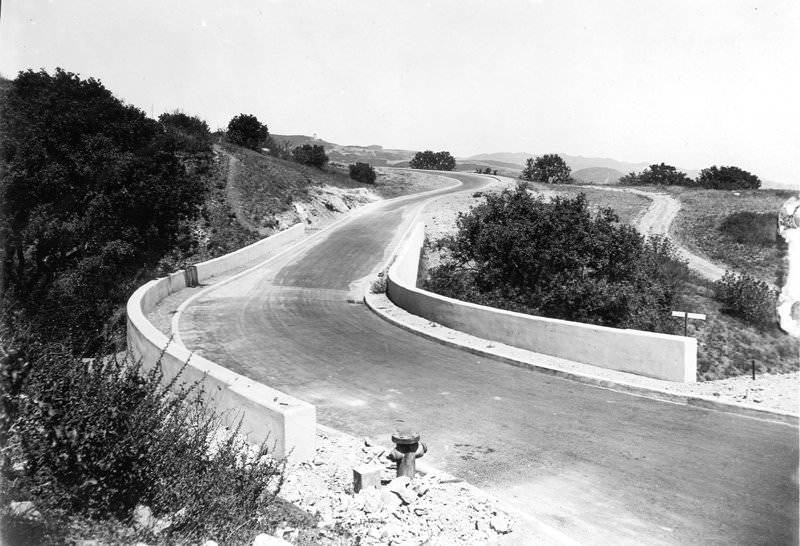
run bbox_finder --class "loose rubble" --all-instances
[275,429,514,545]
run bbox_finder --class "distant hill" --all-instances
[467,152,652,176]
[271,134,416,167]
[572,167,625,185]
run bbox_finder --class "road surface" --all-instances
[179,173,798,545]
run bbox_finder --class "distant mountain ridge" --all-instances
[270,135,793,189]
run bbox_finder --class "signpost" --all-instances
[671,310,707,337]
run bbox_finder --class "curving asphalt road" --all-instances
[179,173,798,546]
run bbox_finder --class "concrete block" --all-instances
[353,464,382,493]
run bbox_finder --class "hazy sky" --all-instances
[2,0,798,185]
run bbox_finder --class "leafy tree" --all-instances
[409,150,456,171]
[520,154,572,184]
[226,113,269,150]
[159,111,212,153]
[424,185,688,331]
[292,144,329,168]
[349,162,377,184]
[696,165,761,190]
[618,163,691,186]
[0,68,205,349]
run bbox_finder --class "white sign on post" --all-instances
[671,310,707,336]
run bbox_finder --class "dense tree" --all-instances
[520,154,572,184]
[349,162,377,184]
[226,113,269,150]
[292,144,329,168]
[159,111,212,153]
[618,163,691,186]
[409,150,456,171]
[696,165,761,190]
[0,68,205,348]
[424,184,688,332]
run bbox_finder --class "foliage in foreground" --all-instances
[0,68,208,352]
[424,185,689,333]
[0,314,285,544]
[713,271,777,327]
[409,150,456,171]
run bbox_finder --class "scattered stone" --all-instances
[9,501,41,521]
[491,513,512,534]
[279,429,514,544]
[353,464,382,493]
[132,504,155,529]
[200,541,219,546]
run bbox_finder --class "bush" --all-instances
[713,271,776,326]
[227,113,269,150]
[423,186,688,332]
[292,144,328,168]
[159,111,212,153]
[409,150,456,171]
[349,162,377,184]
[1,315,284,543]
[520,154,572,184]
[618,163,692,186]
[697,165,761,190]
[719,211,778,246]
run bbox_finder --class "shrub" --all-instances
[349,162,377,184]
[520,154,572,184]
[617,163,692,186]
[227,113,269,150]
[409,150,456,171]
[423,186,688,332]
[719,211,777,246]
[713,271,776,326]
[697,165,761,190]
[292,144,328,168]
[1,315,284,543]
[159,111,212,153]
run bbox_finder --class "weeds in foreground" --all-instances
[0,310,287,545]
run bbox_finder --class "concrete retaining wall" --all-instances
[127,224,316,462]
[387,223,697,383]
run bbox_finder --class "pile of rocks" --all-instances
[276,430,514,545]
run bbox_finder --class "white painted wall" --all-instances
[387,223,697,383]
[127,224,316,462]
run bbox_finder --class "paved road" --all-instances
[180,173,798,546]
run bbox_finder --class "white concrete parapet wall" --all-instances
[387,223,697,383]
[127,223,316,462]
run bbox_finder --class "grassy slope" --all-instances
[522,180,651,225]
[663,186,795,285]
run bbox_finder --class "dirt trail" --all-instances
[582,186,727,281]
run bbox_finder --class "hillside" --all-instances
[572,167,625,185]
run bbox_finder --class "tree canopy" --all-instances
[291,144,329,168]
[349,162,377,184]
[226,113,269,150]
[697,165,761,190]
[409,150,456,171]
[618,163,692,186]
[0,68,206,348]
[520,154,572,184]
[424,184,688,332]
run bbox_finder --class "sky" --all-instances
[1,0,799,187]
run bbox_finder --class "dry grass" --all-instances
[677,275,799,380]
[663,186,795,285]
[523,181,651,225]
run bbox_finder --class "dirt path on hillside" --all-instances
[583,186,727,281]
[215,145,271,236]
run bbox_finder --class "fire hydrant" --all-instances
[387,430,427,479]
